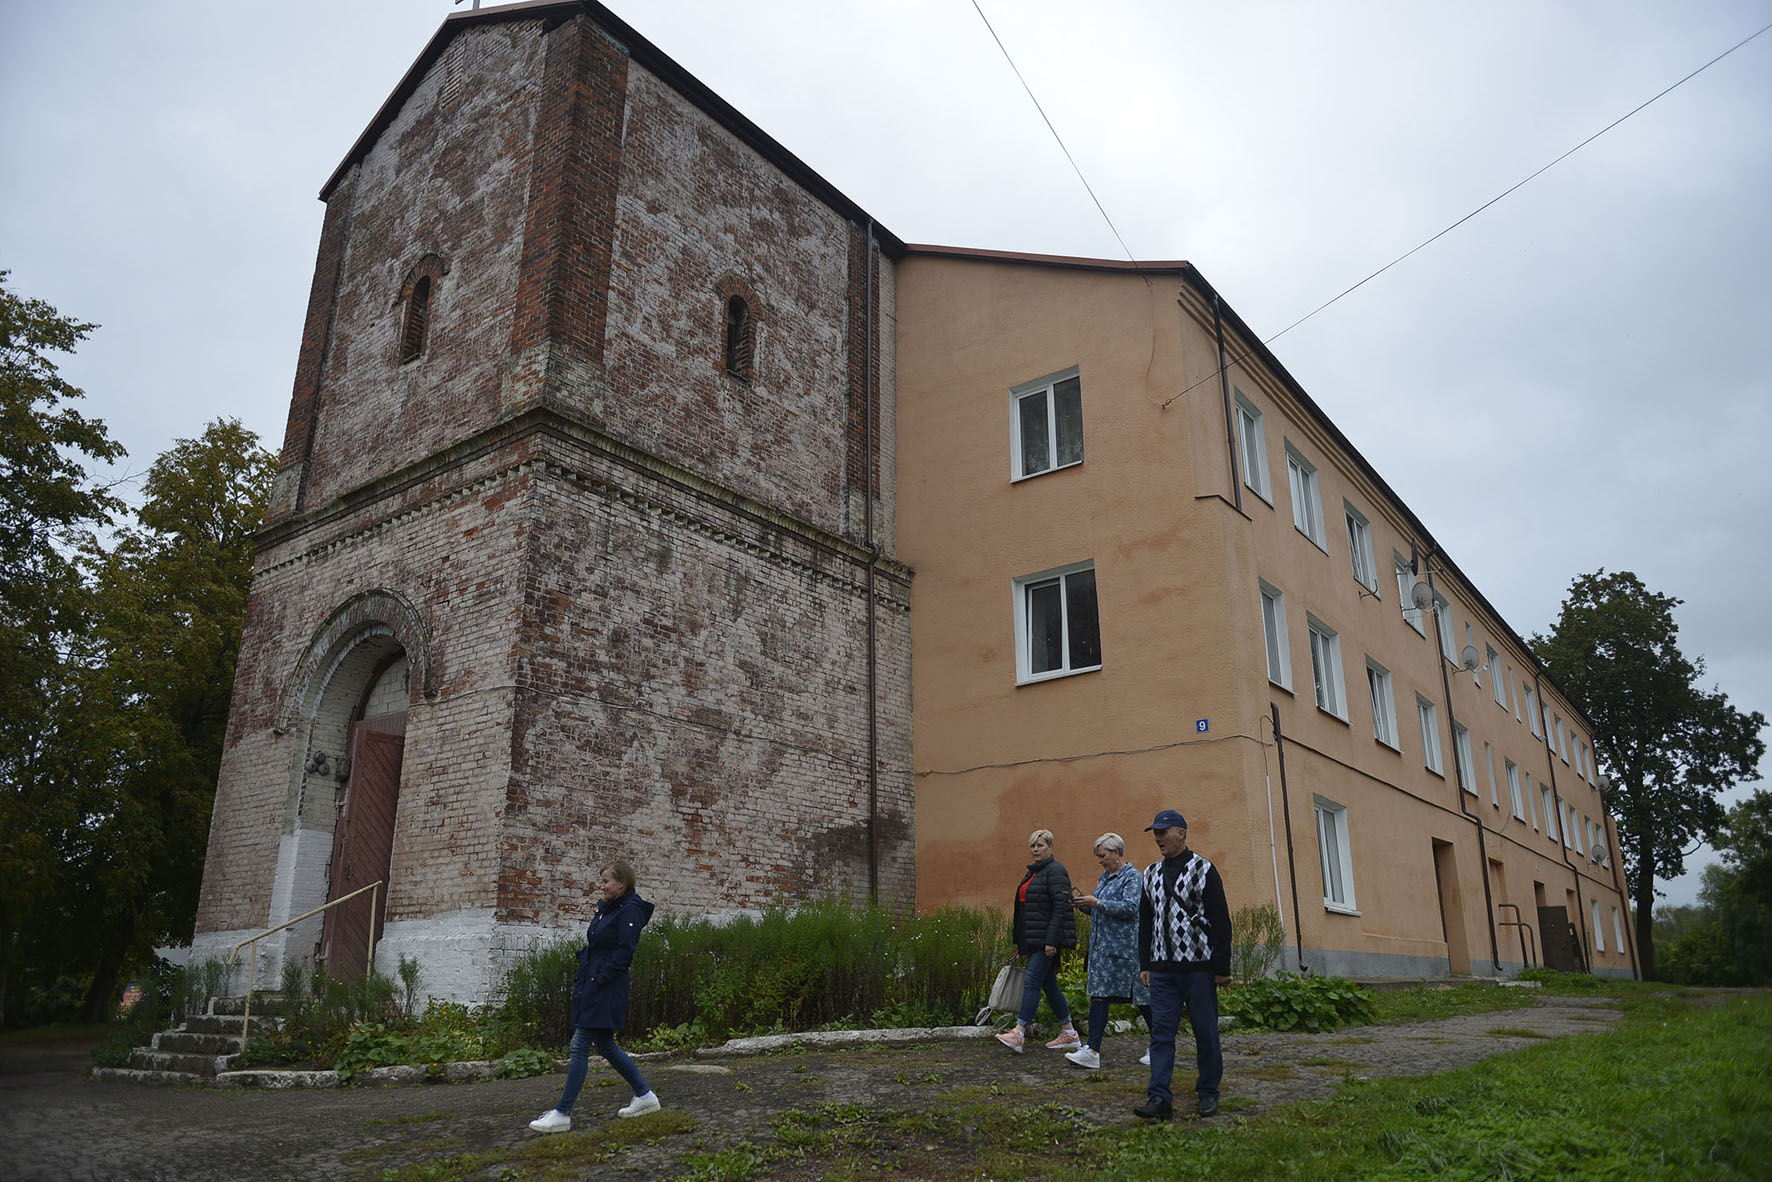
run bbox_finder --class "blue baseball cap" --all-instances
[1144,809,1187,832]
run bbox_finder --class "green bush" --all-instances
[499,937,580,1050]
[1231,903,1286,983]
[1220,972,1376,1032]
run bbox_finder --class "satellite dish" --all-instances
[1410,581,1434,612]
[1461,644,1480,672]
[1591,843,1608,865]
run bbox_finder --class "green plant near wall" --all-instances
[1231,903,1286,982]
[1220,973,1376,1032]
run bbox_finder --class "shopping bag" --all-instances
[988,962,1021,1011]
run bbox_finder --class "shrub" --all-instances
[1231,903,1286,983]
[1220,973,1376,1032]
[500,937,580,1050]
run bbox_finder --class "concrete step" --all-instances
[152,1030,240,1055]
[181,1013,283,1036]
[125,1048,237,1075]
[211,995,290,1017]
[92,1066,206,1086]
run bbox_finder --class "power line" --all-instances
[969,0,1146,281]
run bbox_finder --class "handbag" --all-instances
[988,962,1021,1011]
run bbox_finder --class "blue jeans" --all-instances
[1086,999,1154,1053]
[555,1027,649,1114]
[1016,949,1072,1029]
[1146,969,1222,1105]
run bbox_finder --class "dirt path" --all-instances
[0,995,1624,1180]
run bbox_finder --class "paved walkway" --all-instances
[0,995,1623,1180]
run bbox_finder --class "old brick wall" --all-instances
[293,21,548,513]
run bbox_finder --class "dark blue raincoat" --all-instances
[571,889,654,1031]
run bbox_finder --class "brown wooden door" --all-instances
[1538,906,1583,972]
[321,716,406,980]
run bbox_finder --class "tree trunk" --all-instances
[80,915,135,1024]
[1634,875,1658,981]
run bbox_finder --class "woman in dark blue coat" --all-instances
[529,860,659,1133]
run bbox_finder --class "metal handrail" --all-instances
[1495,902,1538,970]
[224,880,384,1051]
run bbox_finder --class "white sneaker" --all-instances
[1139,1049,1151,1067]
[1065,1046,1101,1070]
[529,1109,570,1133]
[618,1092,661,1118]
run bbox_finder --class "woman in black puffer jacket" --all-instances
[995,828,1081,1054]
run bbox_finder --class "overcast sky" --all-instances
[4,0,1767,909]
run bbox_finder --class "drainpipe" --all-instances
[1533,670,1591,970]
[863,219,880,903]
[1270,703,1307,974]
[1424,559,1502,974]
[1213,294,1243,514]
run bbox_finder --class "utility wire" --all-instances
[969,0,1147,282]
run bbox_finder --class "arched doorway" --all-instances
[318,652,409,980]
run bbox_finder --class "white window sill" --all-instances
[1317,706,1350,725]
[1010,460,1083,485]
[1375,737,1401,754]
[1269,678,1294,695]
[1461,785,1479,796]
[1425,766,1445,779]
[1016,664,1101,687]
[1245,484,1273,507]
[1323,902,1361,917]
[1295,525,1330,554]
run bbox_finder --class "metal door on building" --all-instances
[1537,905,1585,972]
[320,714,407,980]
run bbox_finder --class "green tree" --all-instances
[1708,791,1772,985]
[55,420,274,1019]
[0,271,124,1025]
[1533,570,1765,981]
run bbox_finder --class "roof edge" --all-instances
[903,243,1190,273]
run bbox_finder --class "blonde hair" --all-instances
[1028,829,1055,848]
[600,860,637,892]
[1093,832,1125,855]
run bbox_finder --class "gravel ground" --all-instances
[0,994,1624,1180]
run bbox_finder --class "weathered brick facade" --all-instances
[195,4,911,1000]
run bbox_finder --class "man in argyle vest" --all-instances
[1134,808,1232,1120]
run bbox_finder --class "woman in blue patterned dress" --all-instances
[1065,832,1153,1069]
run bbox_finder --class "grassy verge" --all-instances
[1069,991,1770,1181]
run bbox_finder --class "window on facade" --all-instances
[1235,392,1270,500]
[1580,741,1592,780]
[1524,686,1541,736]
[1307,616,1346,719]
[722,295,755,380]
[1484,741,1499,805]
[1014,561,1100,682]
[1453,723,1476,794]
[1395,553,1424,634]
[1504,759,1525,819]
[1509,667,1521,719]
[1367,659,1398,748]
[1315,797,1357,911]
[1522,771,1537,827]
[1260,581,1291,689]
[1434,595,1456,663]
[1344,502,1377,592]
[1613,907,1625,952]
[1488,647,1506,707]
[1286,444,1326,548]
[1541,784,1558,841]
[1011,370,1083,479]
[1418,696,1443,775]
[1567,728,1578,765]
[1592,900,1605,952]
[400,275,432,363]
[1564,803,1577,849]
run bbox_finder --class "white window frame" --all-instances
[1580,741,1592,780]
[1484,741,1499,806]
[1260,581,1291,690]
[1234,391,1271,502]
[1395,553,1424,634]
[1417,695,1443,775]
[1009,367,1083,481]
[1524,686,1541,737]
[1523,771,1538,828]
[1564,803,1577,849]
[1314,796,1358,913]
[1506,759,1525,820]
[1367,659,1399,749]
[1434,594,1456,663]
[1592,900,1606,952]
[1012,559,1101,684]
[1508,667,1521,720]
[1285,443,1327,550]
[1344,501,1378,593]
[1307,615,1347,720]
[1613,906,1625,953]
[1453,723,1476,795]
[1541,784,1558,841]
[1488,646,1505,708]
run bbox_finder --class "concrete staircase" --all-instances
[91,996,285,1086]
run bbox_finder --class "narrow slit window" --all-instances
[401,275,431,363]
[723,295,754,381]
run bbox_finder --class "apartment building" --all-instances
[897,247,1635,979]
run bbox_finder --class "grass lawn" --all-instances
[1070,990,1770,1181]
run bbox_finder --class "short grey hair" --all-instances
[1028,828,1055,847]
[1093,832,1126,855]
